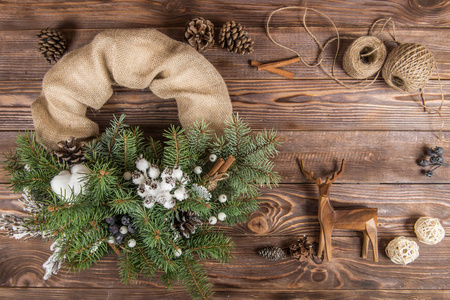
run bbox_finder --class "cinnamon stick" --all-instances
[207,158,225,177]
[257,56,300,70]
[250,60,295,80]
[217,155,236,174]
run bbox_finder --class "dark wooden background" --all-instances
[0,0,449,299]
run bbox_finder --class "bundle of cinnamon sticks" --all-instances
[250,56,300,79]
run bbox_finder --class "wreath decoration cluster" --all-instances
[4,114,280,299]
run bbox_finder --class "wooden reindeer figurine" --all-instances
[299,159,378,262]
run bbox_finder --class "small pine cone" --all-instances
[218,21,254,54]
[53,137,86,165]
[259,246,286,261]
[185,17,215,52]
[37,28,67,64]
[289,235,313,262]
[172,211,203,239]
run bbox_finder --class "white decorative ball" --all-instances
[174,186,188,201]
[218,194,227,203]
[414,217,445,245]
[107,236,115,244]
[218,212,226,221]
[128,239,136,248]
[209,154,217,162]
[208,216,217,225]
[123,171,132,181]
[120,226,128,235]
[385,236,419,265]
[174,248,183,257]
[136,156,150,172]
[148,165,160,179]
[194,166,203,175]
[172,166,183,180]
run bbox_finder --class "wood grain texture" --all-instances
[0,27,449,81]
[0,80,448,132]
[1,0,450,298]
[0,0,448,30]
[1,288,449,300]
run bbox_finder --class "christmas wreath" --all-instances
[1,29,280,299]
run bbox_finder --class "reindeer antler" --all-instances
[297,158,322,185]
[325,159,345,184]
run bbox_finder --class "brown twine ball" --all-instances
[343,36,387,79]
[382,43,435,93]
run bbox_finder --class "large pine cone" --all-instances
[218,21,254,54]
[54,137,85,165]
[185,17,215,52]
[172,211,202,239]
[37,28,67,64]
[259,246,285,261]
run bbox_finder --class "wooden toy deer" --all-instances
[298,159,378,262]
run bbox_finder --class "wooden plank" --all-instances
[1,130,450,184]
[0,27,449,81]
[0,235,448,289]
[0,79,448,132]
[0,0,448,30]
[0,288,448,300]
[2,184,449,237]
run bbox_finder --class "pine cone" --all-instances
[37,28,67,64]
[172,211,202,239]
[259,246,286,261]
[53,137,86,165]
[185,17,215,52]
[218,21,254,54]
[289,235,313,262]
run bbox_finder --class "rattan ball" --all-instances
[385,236,419,265]
[343,36,387,79]
[382,43,434,93]
[414,217,445,245]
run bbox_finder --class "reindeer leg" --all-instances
[317,224,325,258]
[361,231,369,259]
[366,219,378,262]
[323,225,333,261]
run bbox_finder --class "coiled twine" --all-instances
[382,43,435,93]
[343,36,387,79]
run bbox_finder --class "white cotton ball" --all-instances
[132,171,145,185]
[156,191,172,204]
[193,166,202,175]
[148,165,161,179]
[137,184,148,198]
[143,195,157,209]
[163,197,176,209]
[172,166,183,180]
[50,170,72,200]
[160,177,175,191]
[180,174,190,185]
[161,167,173,178]
[174,248,182,257]
[208,216,217,225]
[123,171,132,181]
[136,156,150,172]
[120,226,128,234]
[71,164,89,175]
[209,154,217,162]
[174,186,188,201]
[145,179,161,196]
[218,212,226,221]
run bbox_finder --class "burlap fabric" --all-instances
[31,29,233,150]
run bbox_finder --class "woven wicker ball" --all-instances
[414,217,445,245]
[382,43,434,93]
[385,236,419,265]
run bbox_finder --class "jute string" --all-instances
[265,7,447,142]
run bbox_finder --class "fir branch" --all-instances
[109,115,126,155]
[181,256,212,300]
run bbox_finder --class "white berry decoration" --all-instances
[128,239,136,248]
[148,165,160,179]
[194,166,203,175]
[208,216,217,225]
[209,154,217,162]
[174,248,182,257]
[123,171,132,181]
[218,194,227,203]
[107,236,115,244]
[135,155,150,172]
[120,225,128,234]
[218,212,226,221]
